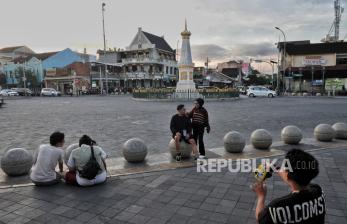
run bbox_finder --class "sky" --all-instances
[1,0,346,72]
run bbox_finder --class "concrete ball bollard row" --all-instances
[250,129,272,150]
[281,125,303,145]
[332,122,347,139]
[314,124,335,142]
[169,139,192,159]
[223,131,245,153]
[1,148,33,176]
[122,138,148,163]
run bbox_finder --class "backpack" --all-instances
[78,144,101,180]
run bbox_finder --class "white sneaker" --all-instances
[199,155,207,159]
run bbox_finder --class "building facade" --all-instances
[98,28,178,89]
[278,41,347,93]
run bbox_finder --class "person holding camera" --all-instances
[252,149,325,224]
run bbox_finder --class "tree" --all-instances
[15,67,38,88]
[0,73,6,86]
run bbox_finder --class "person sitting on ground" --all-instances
[188,98,210,159]
[170,104,199,162]
[30,132,65,186]
[252,149,325,224]
[67,135,107,186]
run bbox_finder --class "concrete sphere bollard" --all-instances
[223,131,245,153]
[250,129,272,150]
[292,93,296,96]
[1,148,33,176]
[65,143,79,164]
[169,139,191,159]
[122,138,148,163]
[316,93,321,97]
[281,125,303,145]
[314,124,335,142]
[303,93,308,97]
[332,122,347,139]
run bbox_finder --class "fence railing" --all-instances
[133,88,239,99]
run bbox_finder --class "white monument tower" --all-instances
[175,20,201,99]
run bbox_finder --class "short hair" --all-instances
[196,98,204,106]
[177,104,185,111]
[285,149,319,186]
[50,132,65,146]
[79,135,96,147]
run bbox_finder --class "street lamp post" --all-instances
[322,67,326,94]
[275,27,287,93]
[22,61,27,95]
[102,3,108,95]
[311,66,314,95]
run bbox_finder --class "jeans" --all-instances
[32,172,61,186]
[193,127,205,156]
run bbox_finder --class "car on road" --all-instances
[11,88,33,96]
[41,88,61,96]
[0,89,19,96]
[247,86,277,98]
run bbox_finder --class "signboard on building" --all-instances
[46,68,57,77]
[302,56,326,66]
[325,78,344,90]
[242,63,250,76]
[312,80,323,86]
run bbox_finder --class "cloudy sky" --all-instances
[1,0,346,71]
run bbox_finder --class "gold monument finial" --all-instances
[181,19,191,38]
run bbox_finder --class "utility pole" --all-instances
[23,61,27,96]
[102,2,108,95]
[275,27,287,93]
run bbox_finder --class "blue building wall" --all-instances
[4,57,44,85]
[4,48,96,87]
[42,48,96,69]
[42,48,82,70]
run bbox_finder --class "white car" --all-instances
[247,86,277,98]
[0,89,19,96]
[41,88,60,96]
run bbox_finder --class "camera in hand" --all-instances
[254,164,274,182]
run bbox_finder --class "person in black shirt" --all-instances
[252,149,325,224]
[170,104,199,161]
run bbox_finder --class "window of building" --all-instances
[170,67,173,74]
[166,66,168,74]
[337,57,347,65]
[132,65,137,72]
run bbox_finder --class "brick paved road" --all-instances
[1,96,347,158]
[0,147,346,224]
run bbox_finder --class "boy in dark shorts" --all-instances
[170,104,199,161]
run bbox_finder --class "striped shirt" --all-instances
[189,107,209,128]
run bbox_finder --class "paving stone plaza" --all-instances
[1,96,347,158]
[1,96,347,223]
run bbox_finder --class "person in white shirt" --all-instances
[67,135,107,187]
[30,132,65,186]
